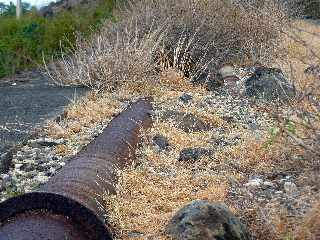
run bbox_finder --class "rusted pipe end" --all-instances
[0,192,112,240]
[0,99,154,240]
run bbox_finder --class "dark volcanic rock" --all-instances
[245,67,295,101]
[0,150,13,174]
[161,111,212,133]
[166,200,249,240]
[179,148,213,162]
[304,65,320,77]
[152,134,170,151]
[179,93,193,104]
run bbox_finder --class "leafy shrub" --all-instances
[296,0,320,19]
[0,0,115,78]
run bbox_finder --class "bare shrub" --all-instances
[49,0,289,91]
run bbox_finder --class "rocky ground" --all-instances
[104,67,319,239]
[0,70,87,172]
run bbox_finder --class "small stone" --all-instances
[304,65,320,77]
[179,93,193,104]
[160,111,212,133]
[166,200,249,240]
[244,178,263,189]
[14,164,23,169]
[284,182,297,195]
[20,162,36,172]
[35,138,66,147]
[179,148,213,162]
[36,175,49,184]
[1,174,12,187]
[152,134,170,151]
[263,181,275,188]
[0,150,13,174]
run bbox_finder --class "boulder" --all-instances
[166,200,249,240]
[179,148,213,162]
[245,67,295,101]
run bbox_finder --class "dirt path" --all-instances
[0,71,88,154]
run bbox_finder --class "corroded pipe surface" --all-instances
[0,99,153,240]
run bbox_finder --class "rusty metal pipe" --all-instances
[0,99,153,240]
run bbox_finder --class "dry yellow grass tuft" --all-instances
[296,200,320,239]
[105,148,228,239]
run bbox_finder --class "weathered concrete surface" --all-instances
[0,71,88,154]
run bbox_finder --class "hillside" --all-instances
[0,0,319,239]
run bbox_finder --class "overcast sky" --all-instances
[0,0,56,7]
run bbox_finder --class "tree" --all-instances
[0,2,31,17]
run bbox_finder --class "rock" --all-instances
[0,149,14,174]
[179,93,193,104]
[161,111,212,133]
[1,174,12,188]
[263,181,275,188]
[244,178,263,189]
[35,138,66,147]
[166,200,249,240]
[304,65,320,77]
[152,134,170,151]
[20,162,35,172]
[245,67,296,101]
[284,182,297,195]
[179,148,213,162]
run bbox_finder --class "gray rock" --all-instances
[179,148,213,162]
[245,67,296,101]
[1,174,12,188]
[152,134,170,151]
[20,162,36,172]
[0,149,14,174]
[284,182,297,195]
[166,200,249,240]
[161,111,212,133]
[304,65,320,77]
[35,138,66,147]
[244,178,263,189]
[179,93,193,104]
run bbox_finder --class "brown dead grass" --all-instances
[296,200,320,240]
[278,20,320,91]
[102,69,276,239]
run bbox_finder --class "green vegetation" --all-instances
[0,0,115,78]
[297,0,320,19]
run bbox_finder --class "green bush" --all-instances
[0,0,115,78]
[297,0,320,19]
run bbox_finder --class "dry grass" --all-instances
[104,75,230,239]
[49,0,289,91]
[101,70,274,239]
[295,200,320,239]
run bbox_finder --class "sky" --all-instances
[0,0,56,7]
